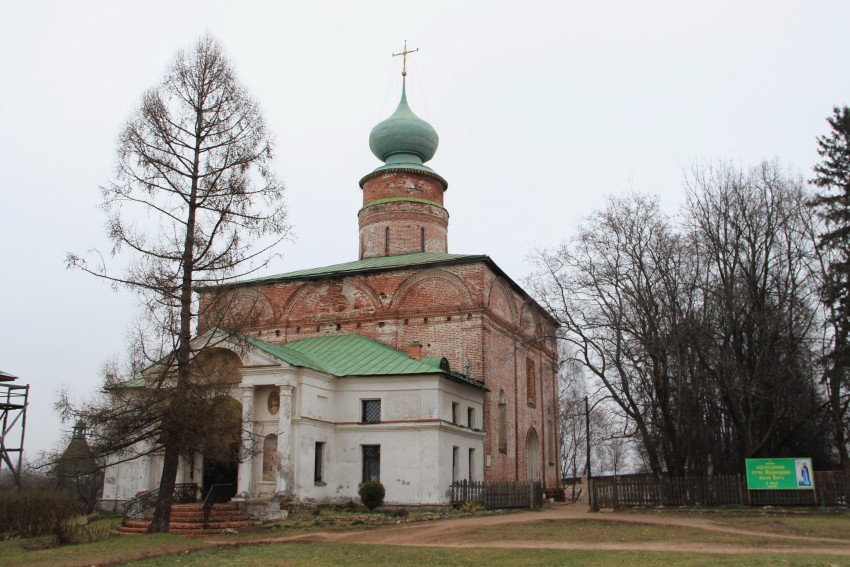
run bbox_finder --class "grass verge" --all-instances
[118,542,850,567]
[646,507,850,540]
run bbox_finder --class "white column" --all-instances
[236,386,254,498]
[192,452,203,501]
[276,385,294,496]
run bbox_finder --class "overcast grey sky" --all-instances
[1,0,848,459]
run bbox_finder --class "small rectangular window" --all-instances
[469,448,475,481]
[362,399,381,423]
[467,407,475,429]
[314,442,325,483]
[452,402,459,424]
[362,444,380,482]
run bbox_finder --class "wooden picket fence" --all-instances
[450,480,544,509]
[591,471,850,508]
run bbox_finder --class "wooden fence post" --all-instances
[612,476,619,510]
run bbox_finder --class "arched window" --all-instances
[420,227,425,252]
[498,389,507,453]
[262,434,277,481]
[526,428,540,481]
[385,226,390,256]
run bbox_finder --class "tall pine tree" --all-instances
[810,106,850,470]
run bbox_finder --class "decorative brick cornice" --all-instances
[359,167,448,189]
[359,196,447,213]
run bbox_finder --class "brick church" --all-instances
[100,67,561,509]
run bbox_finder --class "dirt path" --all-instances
[238,503,850,557]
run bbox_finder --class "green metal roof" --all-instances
[247,334,440,376]
[369,83,439,165]
[246,334,487,389]
[231,252,487,286]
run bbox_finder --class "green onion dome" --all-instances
[369,84,439,165]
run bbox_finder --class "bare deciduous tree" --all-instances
[530,194,699,475]
[63,34,288,532]
[685,161,822,469]
[531,161,830,477]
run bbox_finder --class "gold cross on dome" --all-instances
[392,40,419,79]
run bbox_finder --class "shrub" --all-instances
[358,481,385,511]
[460,500,485,514]
[389,507,409,518]
[0,489,80,540]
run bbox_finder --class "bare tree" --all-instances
[685,161,823,469]
[531,161,831,477]
[557,359,588,496]
[530,194,702,475]
[64,34,287,532]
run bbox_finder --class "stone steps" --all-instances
[112,502,253,537]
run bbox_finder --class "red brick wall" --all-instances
[358,201,448,258]
[361,173,444,205]
[359,171,449,259]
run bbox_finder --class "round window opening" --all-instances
[267,390,280,415]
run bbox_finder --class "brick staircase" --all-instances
[113,502,253,537]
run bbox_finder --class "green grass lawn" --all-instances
[0,531,209,567]
[427,519,827,547]
[648,507,850,540]
[4,509,850,567]
[116,542,850,567]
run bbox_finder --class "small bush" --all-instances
[54,516,115,545]
[0,489,80,540]
[389,507,409,518]
[460,500,485,514]
[358,481,385,511]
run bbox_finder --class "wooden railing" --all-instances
[451,480,544,509]
[122,482,198,522]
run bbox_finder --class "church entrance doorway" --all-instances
[198,395,242,501]
[202,452,238,499]
[189,349,243,501]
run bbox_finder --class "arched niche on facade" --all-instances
[280,277,383,322]
[487,278,517,325]
[392,269,474,310]
[204,287,275,330]
[498,389,508,454]
[519,303,541,340]
[526,427,541,481]
[262,434,277,482]
[191,347,244,387]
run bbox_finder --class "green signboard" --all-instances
[746,458,814,490]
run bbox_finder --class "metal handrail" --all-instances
[202,483,234,527]
[122,482,198,522]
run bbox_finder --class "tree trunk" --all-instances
[149,430,180,533]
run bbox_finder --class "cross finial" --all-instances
[392,40,419,83]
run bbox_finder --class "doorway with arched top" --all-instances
[526,428,540,481]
